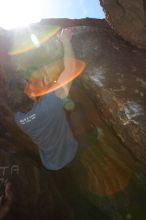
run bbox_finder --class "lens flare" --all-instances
[9,25,60,56]
[24,57,86,97]
[30,34,40,48]
[63,97,75,111]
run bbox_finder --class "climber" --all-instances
[8,27,86,170]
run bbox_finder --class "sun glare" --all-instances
[0,0,41,30]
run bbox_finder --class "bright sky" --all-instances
[0,0,105,30]
[40,0,105,19]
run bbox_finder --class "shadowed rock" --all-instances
[99,0,146,49]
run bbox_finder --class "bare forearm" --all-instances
[59,29,75,58]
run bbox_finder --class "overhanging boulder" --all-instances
[100,0,146,49]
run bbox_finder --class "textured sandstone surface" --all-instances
[69,22,146,165]
[0,19,146,219]
[63,20,146,218]
[99,0,146,49]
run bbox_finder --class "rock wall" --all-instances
[70,22,146,165]
[0,18,146,219]
[45,18,146,218]
[99,0,146,49]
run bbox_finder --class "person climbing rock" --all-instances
[7,25,86,170]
